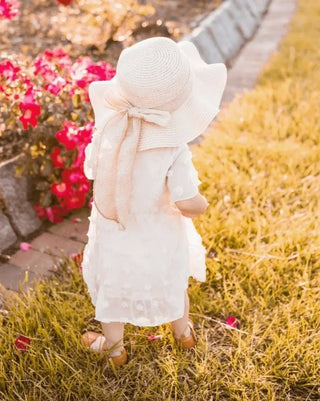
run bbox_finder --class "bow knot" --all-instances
[127,106,171,127]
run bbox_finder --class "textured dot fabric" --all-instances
[167,144,201,202]
[82,144,207,326]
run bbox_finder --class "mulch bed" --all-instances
[0,0,222,162]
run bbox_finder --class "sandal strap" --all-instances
[81,331,107,353]
[108,348,128,367]
[90,335,106,352]
[82,331,128,365]
[169,320,197,349]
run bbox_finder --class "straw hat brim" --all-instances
[89,40,227,151]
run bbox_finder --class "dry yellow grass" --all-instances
[1,0,320,399]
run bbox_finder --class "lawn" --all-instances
[1,0,320,399]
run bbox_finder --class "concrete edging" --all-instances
[0,156,42,253]
[185,0,270,66]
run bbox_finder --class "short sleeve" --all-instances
[83,127,102,180]
[166,144,201,202]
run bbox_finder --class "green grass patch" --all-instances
[1,0,320,399]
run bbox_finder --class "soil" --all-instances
[0,0,222,162]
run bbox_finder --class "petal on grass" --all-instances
[226,316,238,328]
[14,335,31,352]
[146,333,163,342]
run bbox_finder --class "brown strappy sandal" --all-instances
[169,320,197,349]
[81,331,128,367]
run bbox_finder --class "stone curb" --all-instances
[0,156,42,253]
[184,0,270,66]
[222,0,297,104]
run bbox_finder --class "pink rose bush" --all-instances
[0,48,115,223]
[0,0,20,20]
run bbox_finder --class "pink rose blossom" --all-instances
[0,60,20,81]
[65,192,86,210]
[45,76,67,95]
[87,62,116,81]
[56,121,80,150]
[19,103,41,129]
[51,182,69,198]
[0,0,20,20]
[50,146,65,169]
[44,205,68,223]
[43,47,72,70]
[78,122,94,145]
[70,57,116,90]
[62,168,85,184]
[33,55,57,82]
[34,204,47,219]
[19,90,41,129]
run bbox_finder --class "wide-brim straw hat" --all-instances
[90,37,227,150]
[86,37,227,229]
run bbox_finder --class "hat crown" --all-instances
[116,37,191,111]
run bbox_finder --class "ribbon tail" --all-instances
[115,118,141,229]
[93,114,128,222]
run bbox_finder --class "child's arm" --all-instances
[175,193,208,218]
[167,144,208,218]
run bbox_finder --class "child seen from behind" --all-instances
[81,37,227,366]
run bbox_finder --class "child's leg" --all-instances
[101,322,125,357]
[170,290,191,338]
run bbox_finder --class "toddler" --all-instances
[81,37,227,366]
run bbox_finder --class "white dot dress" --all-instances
[82,144,207,326]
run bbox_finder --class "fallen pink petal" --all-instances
[14,335,31,352]
[226,316,238,328]
[71,217,82,223]
[19,242,32,251]
[146,333,163,342]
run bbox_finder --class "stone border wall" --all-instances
[0,156,41,252]
[0,0,270,253]
[185,0,270,66]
